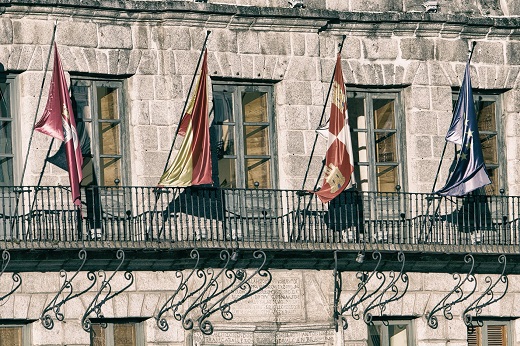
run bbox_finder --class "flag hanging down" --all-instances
[34,43,83,206]
[315,53,355,203]
[159,49,212,187]
[436,62,491,196]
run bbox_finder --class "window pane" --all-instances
[480,134,497,164]
[377,165,398,192]
[373,99,395,130]
[72,85,91,120]
[214,91,234,122]
[216,124,235,157]
[98,87,119,120]
[101,157,121,186]
[246,158,271,188]
[477,100,496,132]
[0,326,22,346]
[0,120,12,154]
[375,132,397,163]
[0,157,13,185]
[218,158,236,188]
[114,323,137,346]
[347,97,366,129]
[389,324,408,346]
[368,324,382,346]
[486,168,499,195]
[243,92,267,122]
[91,324,106,346]
[99,122,121,155]
[245,125,269,155]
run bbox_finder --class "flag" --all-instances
[47,120,91,171]
[315,53,355,203]
[158,49,212,187]
[436,62,491,196]
[34,43,83,206]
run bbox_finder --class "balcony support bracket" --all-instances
[0,250,21,303]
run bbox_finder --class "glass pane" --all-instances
[213,91,234,122]
[347,97,366,129]
[373,99,395,130]
[485,168,499,195]
[0,120,12,154]
[243,92,267,123]
[245,158,271,189]
[216,124,235,157]
[477,100,496,132]
[218,158,236,188]
[0,326,22,346]
[97,87,119,120]
[480,134,497,165]
[101,157,121,186]
[375,132,397,163]
[389,324,408,346]
[71,85,91,120]
[0,157,13,185]
[377,165,398,192]
[90,324,106,346]
[368,324,382,346]
[99,122,120,155]
[0,83,10,119]
[245,125,269,155]
[114,323,137,346]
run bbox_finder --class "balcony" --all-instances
[1,186,517,255]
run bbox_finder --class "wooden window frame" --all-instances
[70,78,128,187]
[467,319,512,346]
[90,320,144,346]
[0,75,18,187]
[0,320,32,346]
[347,88,406,193]
[367,318,415,346]
[211,82,278,189]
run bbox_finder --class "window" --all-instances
[90,320,144,346]
[0,321,31,346]
[451,92,504,195]
[368,319,414,346]
[347,90,405,192]
[70,79,126,187]
[368,320,414,346]
[467,320,510,346]
[211,83,277,189]
[0,76,15,186]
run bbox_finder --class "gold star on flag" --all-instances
[460,151,468,160]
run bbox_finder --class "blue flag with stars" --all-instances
[436,62,491,196]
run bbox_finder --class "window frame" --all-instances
[451,90,506,195]
[467,318,512,346]
[70,77,129,187]
[0,320,32,346]
[89,319,144,346]
[211,81,278,189]
[346,88,407,192]
[367,318,415,346]
[0,75,18,187]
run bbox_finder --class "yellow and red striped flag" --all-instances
[159,49,212,187]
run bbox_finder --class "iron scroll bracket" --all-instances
[0,250,21,303]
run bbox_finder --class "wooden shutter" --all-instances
[467,326,481,346]
[487,325,506,346]
[0,326,22,346]
[114,323,136,346]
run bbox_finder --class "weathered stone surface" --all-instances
[56,21,98,48]
[401,37,434,61]
[363,37,399,60]
[436,39,469,62]
[13,20,54,45]
[99,24,133,49]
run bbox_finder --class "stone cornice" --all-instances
[0,0,520,36]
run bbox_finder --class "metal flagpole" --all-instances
[422,41,477,242]
[11,20,59,237]
[292,35,347,241]
[149,30,211,240]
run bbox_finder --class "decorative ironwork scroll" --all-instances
[363,251,409,324]
[427,254,477,329]
[463,254,508,328]
[156,249,272,335]
[40,249,96,330]
[0,250,21,302]
[81,249,134,332]
[334,251,385,330]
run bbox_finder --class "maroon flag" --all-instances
[315,53,355,203]
[35,43,83,206]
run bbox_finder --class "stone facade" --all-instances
[4,0,520,345]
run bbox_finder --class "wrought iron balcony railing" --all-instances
[1,186,519,252]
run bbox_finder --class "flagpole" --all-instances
[11,20,58,238]
[423,41,477,242]
[300,35,347,191]
[162,30,211,174]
